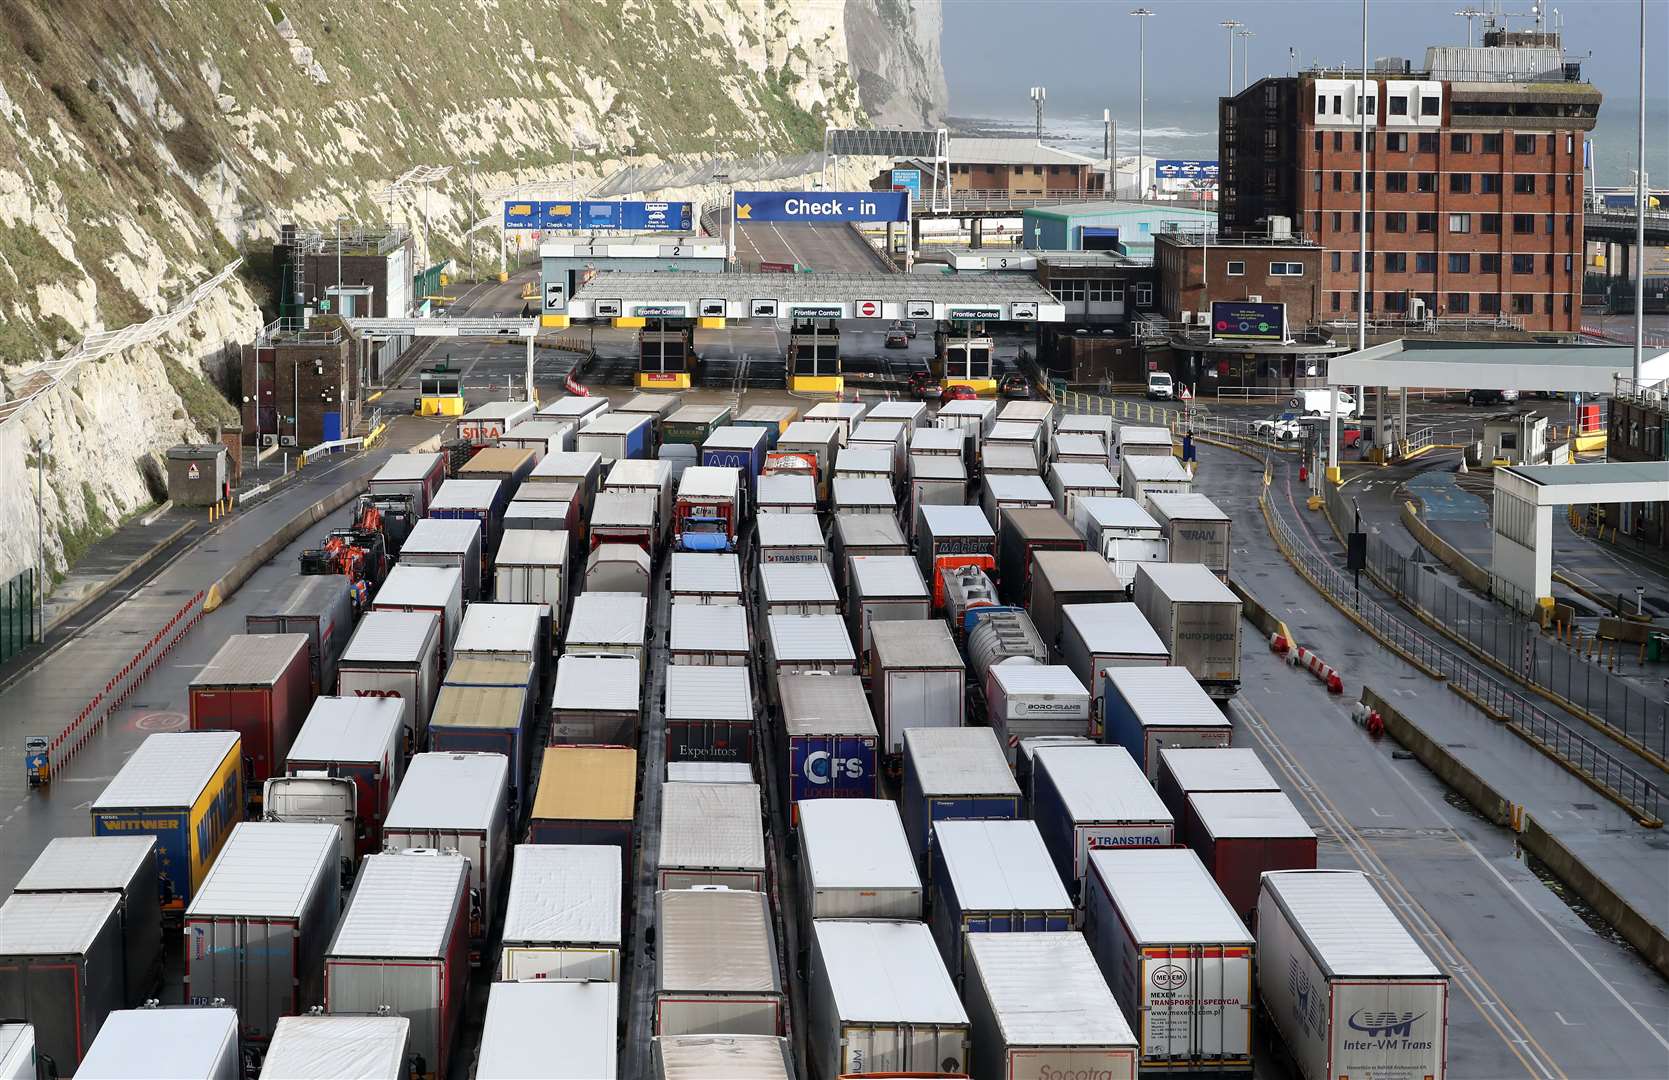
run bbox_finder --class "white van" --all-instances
[1146,372,1174,400]
[1290,389,1357,419]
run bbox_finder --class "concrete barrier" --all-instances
[1228,576,1295,647]
[1400,500,1492,592]
[1361,687,1512,826]
[203,474,365,612]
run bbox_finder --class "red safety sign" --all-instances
[1179,386,1193,401]
[858,300,878,318]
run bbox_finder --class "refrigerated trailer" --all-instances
[756,472,817,515]
[370,565,464,670]
[664,664,755,766]
[549,655,642,746]
[1148,492,1232,580]
[1031,745,1173,895]
[278,695,405,859]
[655,888,783,1038]
[245,576,354,694]
[336,611,441,749]
[929,820,1072,989]
[765,614,857,701]
[477,981,617,1079]
[669,604,750,666]
[498,844,622,982]
[399,518,484,604]
[847,556,930,670]
[14,837,162,1009]
[900,727,1021,876]
[492,530,569,628]
[657,781,767,891]
[1072,496,1169,587]
[189,633,313,791]
[797,798,922,921]
[670,552,744,607]
[260,1015,412,1080]
[382,752,510,952]
[75,1007,240,1080]
[575,411,654,463]
[1156,747,1280,841]
[1133,563,1242,700]
[1058,603,1169,713]
[1082,847,1254,1071]
[1120,453,1192,511]
[870,620,965,760]
[755,513,827,566]
[985,664,1092,766]
[965,932,1138,1080]
[779,674,880,825]
[183,822,343,1043]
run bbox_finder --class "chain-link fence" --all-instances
[0,568,41,664]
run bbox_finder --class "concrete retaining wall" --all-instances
[1362,688,1511,826]
[202,474,366,612]
[1400,500,1492,592]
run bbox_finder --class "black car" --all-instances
[999,372,1033,400]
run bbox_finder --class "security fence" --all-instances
[0,568,41,665]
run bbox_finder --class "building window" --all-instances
[1482,133,1503,153]
[1049,166,1060,175]
[1511,254,1534,273]
[1451,133,1473,153]
[1385,172,1408,192]
[1333,171,1343,191]
[1271,262,1305,276]
[1415,252,1437,273]
[1354,131,1362,152]
[1416,212,1437,232]
[1564,175,1574,195]
[1448,292,1470,313]
[1481,173,1501,194]
[1389,95,1408,115]
[1314,131,1323,151]
[1481,213,1501,234]
[1564,254,1574,272]
[1566,134,1576,154]
[1385,211,1407,232]
[1513,174,1536,194]
[1331,292,1341,311]
[1383,252,1407,272]
[1417,172,1437,193]
[1134,282,1153,305]
[1421,95,1440,116]
[1312,211,1323,233]
[1547,134,1557,155]
[1088,281,1120,302]
[1227,260,1246,276]
[1448,253,1471,273]
[1316,95,1327,115]
[1511,294,1534,314]
[1387,132,1408,152]
[1051,281,1086,302]
[1449,213,1471,233]
[1333,130,1343,151]
[1481,253,1501,272]
[1314,172,1323,191]
[1543,294,1554,314]
[1450,173,1473,193]
[1418,132,1439,153]
[1332,211,1343,231]
[1384,291,1407,313]
[1545,215,1554,235]
[1564,294,1573,314]
[1366,98,1377,116]
[1480,293,1501,313]
[1512,213,1535,234]
[1330,251,1342,272]
[1514,134,1536,154]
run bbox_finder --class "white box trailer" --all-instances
[337,611,441,747]
[832,476,896,519]
[866,400,928,430]
[400,518,484,602]
[453,600,546,668]
[381,752,509,949]
[565,592,650,673]
[670,552,743,606]
[576,411,654,464]
[935,398,998,460]
[755,563,840,624]
[797,798,922,921]
[766,614,857,699]
[667,762,754,784]
[988,420,1047,465]
[1082,847,1254,1071]
[477,981,616,1080]
[279,696,406,860]
[651,1035,793,1080]
[605,457,675,544]
[371,565,463,669]
[1047,462,1121,522]
[76,1007,240,1080]
[1133,563,1241,700]
[899,727,1020,876]
[807,920,969,1079]
[183,822,342,1043]
[847,556,930,671]
[981,473,1053,529]
[458,400,535,446]
[850,420,908,476]
[870,620,965,760]
[804,401,868,444]
[1114,424,1172,459]
[1148,492,1232,579]
[756,513,827,565]
[1257,871,1449,1080]
[259,1015,412,1080]
[493,530,569,628]
[832,446,894,485]
[324,851,470,1080]
[1053,431,1111,467]
[986,664,1091,766]
[907,455,969,537]
[1103,666,1232,781]
[368,452,446,517]
[981,441,1042,477]
[829,512,908,593]
[656,889,784,1038]
[756,473,817,515]
[670,603,751,666]
[1014,734,1094,812]
[911,425,966,459]
[1120,454,1192,511]
[584,544,652,595]
[1058,603,1169,713]
[590,492,659,553]
[550,656,642,745]
[524,449,603,510]
[499,418,577,461]
[1032,746,1174,894]
[1027,550,1126,658]
[1156,747,1280,839]
[657,782,767,891]
[929,820,1073,989]
[965,932,1139,1080]
[538,395,611,425]
[1058,413,1114,449]
[502,498,575,534]
[664,664,756,767]
[499,845,622,981]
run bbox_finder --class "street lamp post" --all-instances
[1221,20,1244,95]
[1130,8,1154,203]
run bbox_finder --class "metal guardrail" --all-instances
[1585,325,1669,350]
[1614,376,1668,405]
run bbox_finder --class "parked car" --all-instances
[1252,412,1304,441]
[885,330,910,349]
[1466,388,1520,406]
[941,383,979,402]
[1289,389,1357,419]
[908,369,944,401]
[1000,373,1034,400]
[1146,372,1174,400]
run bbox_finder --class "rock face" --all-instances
[0,0,945,585]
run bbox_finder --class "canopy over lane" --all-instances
[1327,339,1669,395]
[1500,461,1669,505]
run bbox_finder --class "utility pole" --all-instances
[1030,87,1046,141]
[1131,8,1154,203]
[1221,20,1244,94]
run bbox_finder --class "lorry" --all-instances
[928,820,1073,989]
[980,441,1044,477]
[765,614,857,699]
[458,400,536,446]
[674,466,743,553]
[900,727,1022,875]
[1257,870,1449,1080]
[829,513,907,593]
[654,889,783,1038]
[664,664,755,765]
[1120,453,1193,511]
[797,798,922,920]
[755,472,816,515]
[734,404,799,448]
[381,752,510,951]
[985,664,1092,765]
[325,851,471,1080]
[662,403,734,446]
[368,452,446,517]
[477,982,617,1079]
[429,685,533,808]
[616,390,682,440]
[499,418,577,461]
[935,398,998,462]
[0,893,129,1075]
[1031,745,1174,896]
[574,411,654,464]
[498,844,622,982]
[492,529,569,632]
[849,420,908,477]
[183,822,342,1042]
[1188,790,1319,921]
[670,552,744,606]
[996,508,1084,606]
[1014,735,1094,813]
[1156,747,1281,841]
[189,633,313,791]
[700,426,769,497]
[502,498,577,534]
[537,394,611,426]
[831,476,896,520]
[14,837,162,1009]
[1114,424,1173,460]
[523,449,604,516]
[76,1008,240,1080]
[427,478,509,565]
[1026,550,1125,659]
[910,425,965,460]
[589,492,659,553]
[965,932,1139,1080]
[870,620,965,760]
[651,1035,795,1079]
[1058,603,1169,713]
[907,456,969,538]
[807,920,968,1079]
[527,747,637,883]
[1047,461,1121,522]
[669,604,750,666]
[656,781,767,891]
[1057,413,1114,457]
[1103,666,1232,781]
[941,565,1003,645]
[915,505,996,609]
[966,609,1049,696]
[457,446,536,491]
[1148,492,1232,580]
[755,513,827,566]
[865,400,927,430]
[832,447,893,487]
[847,556,931,669]
[370,565,463,669]
[780,674,880,826]
[1073,496,1169,586]
[245,575,354,694]
[260,1015,413,1080]
[1133,563,1242,699]
[398,518,484,603]
[274,695,405,859]
[1081,847,1254,1072]
[90,731,243,912]
[564,591,650,674]
[550,655,642,745]
[767,421,841,503]
[803,401,867,444]
[335,611,442,750]
[1053,431,1111,467]
[584,544,653,595]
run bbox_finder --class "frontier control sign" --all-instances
[734,190,908,224]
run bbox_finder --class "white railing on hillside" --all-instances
[0,259,244,428]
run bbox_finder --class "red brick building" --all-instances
[1219,36,1599,333]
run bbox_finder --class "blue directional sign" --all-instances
[1155,159,1220,181]
[503,200,693,232]
[890,168,922,203]
[734,190,908,224]
[503,201,542,229]
[623,202,693,231]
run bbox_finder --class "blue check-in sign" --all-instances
[734,191,908,224]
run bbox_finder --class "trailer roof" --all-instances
[911,427,965,453]
[904,728,1018,797]
[504,500,570,523]
[1058,413,1113,434]
[933,820,1070,912]
[867,401,925,422]
[187,822,339,918]
[833,447,893,475]
[1062,604,1167,658]
[373,564,462,608]
[850,555,927,598]
[92,731,240,810]
[1136,561,1239,603]
[538,395,610,419]
[371,452,444,483]
[989,663,1089,698]
[445,658,534,688]
[758,562,840,605]
[832,476,896,507]
[658,782,766,871]
[495,528,569,567]
[832,511,905,546]
[658,888,779,994]
[967,933,1136,1049]
[1262,870,1444,977]
[653,1035,793,1079]
[667,403,733,424]
[702,425,769,452]
[670,604,750,652]
[461,400,535,422]
[502,844,622,947]
[459,446,536,476]
[1104,666,1229,728]
[670,552,743,596]
[78,1008,240,1080]
[806,401,867,421]
[552,656,642,713]
[0,890,120,954]
[190,632,308,688]
[1191,790,1315,840]
[677,465,741,499]
[737,404,799,423]
[339,611,439,664]
[260,1015,413,1078]
[813,920,966,1023]
[432,684,527,731]
[1147,491,1230,522]
[1036,745,1171,823]
[779,674,877,737]
[502,418,577,440]
[1002,506,1078,541]
[1049,462,1119,489]
[1117,424,1172,446]
[756,513,824,548]
[1052,432,1108,456]
[988,421,1042,442]
[1076,496,1159,531]
[329,852,468,958]
[852,419,906,442]
[247,573,351,620]
[919,503,994,537]
[1158,747,1279,794]
[667,762,754,784]
[756,473,816,505]
[938,398,997,418]
[454,602,544,654]
[592,490,657,527]
[619,391,683,416]
[982,443,1042,472]
[1121,454,1192,481]
[580,411,654,436]
[767,613,856,662]
[532,747,637,822]
[778,420,842,444]
[984,471,1051,500]
[15,836,154,894]
[477,982,617,1079]
[665,665,753,721]
[566,592,649,648]
[798,799,920,891]
[531,449,603,480]
[385,752,509,831]
[872,619,963,669]
[429,477,504,511]
[287,696,406,765]
[402,516,483,555]
[1033,549,1123,592]
[1089,847,1253,945]
[908,455,966,481]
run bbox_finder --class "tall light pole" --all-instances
[1633,0,1646,382]
[462,157,479,281]
[1358,0,1371,430]
[1030,87,1046,141]
[1221,20,1244,94]
[1238,29,1253,90]
[35,429,49,630]
[1131,8,1154,202]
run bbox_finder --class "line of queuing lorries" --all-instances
[0,390,1448,1080]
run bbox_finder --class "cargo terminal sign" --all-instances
[733,191,908,224]
[503,200,693,231]
[1210,300,1287,343]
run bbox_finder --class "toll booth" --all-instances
[935,324,996,394]
[639,320,699,389]
[418,364,465,417]
[790,320,842,395]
